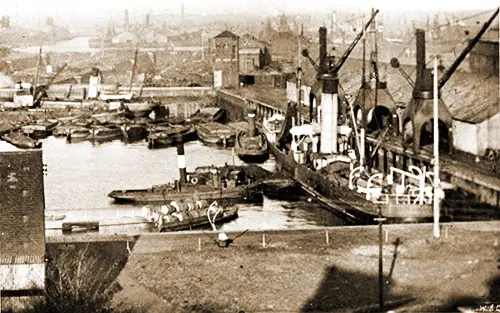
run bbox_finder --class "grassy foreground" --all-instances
[109,222,499,313]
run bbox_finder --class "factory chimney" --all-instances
[124,9,129,28]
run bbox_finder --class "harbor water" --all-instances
[26,137,348,235]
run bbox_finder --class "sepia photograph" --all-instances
[0,0,499,312]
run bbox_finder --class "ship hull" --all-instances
[108,183,263,206]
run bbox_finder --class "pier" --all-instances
[217,88,500,209]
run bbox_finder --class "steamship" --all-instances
[267,8,499,223]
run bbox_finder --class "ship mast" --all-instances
[432,57,440,239]
[32,43,42,102]
[129,45,139,93]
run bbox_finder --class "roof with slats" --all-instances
[297,58,498,124]
[0,255,45,265]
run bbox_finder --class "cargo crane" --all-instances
[298,9,379,159]
[33,62,68,106]
[391,7,498,153]
[301,9,379,124]
[352,8,398,135]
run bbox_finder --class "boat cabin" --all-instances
[289,124,320,164]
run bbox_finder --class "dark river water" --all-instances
[0,137,347,235]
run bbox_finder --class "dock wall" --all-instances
[0,86,215,100]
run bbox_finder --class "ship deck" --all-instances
[223,87,500,208]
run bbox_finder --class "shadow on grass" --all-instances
[436,273,500,312]
[300,265,416,313]
[10,236,141,313]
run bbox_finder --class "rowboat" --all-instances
[124,101,157,118]
[66,127,90,143]
[21,119,59,139]
[2,131,42,149]
[89,125,123,142]
[91,111,127,124]
[147,125,197,149]
[121,124,148,143]
[142,200,239,232]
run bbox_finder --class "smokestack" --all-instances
[248,108,256,137]
[415,29,426,92]
[175,134,187,185]
[181,4,185,24]
[319,27,328,74]
[124,9,129,28]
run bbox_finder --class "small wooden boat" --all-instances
[147,125,197,149]
[21,119,59,139]
[196,122,236,147]
[234,109,269,163]
[91,111,127,124]
[66,127,90,143]
[121,124,148,143]
[89,125,123,142]
[261,178,302,200]
[185,107,226,125]
[2,131,42,149]
[144,200,239,232]
[124,101,157,118]
[53,125,73,137]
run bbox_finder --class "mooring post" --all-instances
[325,230,329,245]
[198,237,201,250]
[175,133,187,185]
[262,234,266,248]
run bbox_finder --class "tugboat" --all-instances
[108,164,267,205]
[234,108,269,163]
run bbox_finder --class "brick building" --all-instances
[212,30,240,89]
[0,150,46,309]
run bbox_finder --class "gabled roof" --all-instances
[214,30,239,39]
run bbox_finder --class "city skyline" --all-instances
[2,0,499,18]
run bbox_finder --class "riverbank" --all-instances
[46,221,499,312]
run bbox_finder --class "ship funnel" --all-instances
[319,27,328,74]
[247,107,256,137]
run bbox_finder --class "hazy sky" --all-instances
[3,0,499,18]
